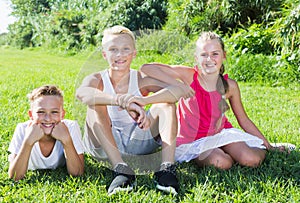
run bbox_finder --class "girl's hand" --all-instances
[263,141,272,150]
[24,122,44,146]
[127,96,146,107]
[270,143,296,153]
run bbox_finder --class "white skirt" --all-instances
[175,128,266,163]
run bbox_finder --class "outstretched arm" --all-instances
[138,68,195,104]
[228,79,272,149]
[140,63,194,86]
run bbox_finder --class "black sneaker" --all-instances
[107,163,136,196]
[154,163,179,195]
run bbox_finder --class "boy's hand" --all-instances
[126,102,150,130]
[51,122,71,145]
[117,94,150,129]
[24,122,44,146]
[117,94,137,109]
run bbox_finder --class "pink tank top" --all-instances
[176,66,233,146]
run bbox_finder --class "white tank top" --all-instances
[100,69,142,123]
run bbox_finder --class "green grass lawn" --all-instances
[0,47,299,202]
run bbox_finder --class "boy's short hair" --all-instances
[102,25,136,48]
[27,85,63,103]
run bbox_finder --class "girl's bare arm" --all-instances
[140,63,194,85]
[228,79,272,149]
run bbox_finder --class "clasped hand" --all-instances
[116,94,150,130]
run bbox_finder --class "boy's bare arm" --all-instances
[8,144,33,180]
[76,73,118,106]
[8,123,44,180]
[76,86,118,106]
[51,122,84,176]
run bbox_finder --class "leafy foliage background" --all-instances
[1,0,300,85]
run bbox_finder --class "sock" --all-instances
[160,162,173,170]
[113,162,128,170]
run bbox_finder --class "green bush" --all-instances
[226,23,275,55]
[224,1,300,84]
[136,30,197,66]
[7,18,34,49]
[108,0,168,31]
[0,33,8,46]
[226,52,298,86]
[270,2,300,73]
[8,0,168,51]
[137,30,190,54]
[165,0,284,36]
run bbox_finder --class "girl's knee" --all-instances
[213,156,234,170]
[195,152,234,170]
[239,150,266,167]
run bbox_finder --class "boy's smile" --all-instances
[29,95,65,135]
[102,34,136,71]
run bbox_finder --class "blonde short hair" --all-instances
[102,25,136,48]
[27,85,63,104]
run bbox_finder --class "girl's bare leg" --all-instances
[194,148,234,170]
[222,142,266,167]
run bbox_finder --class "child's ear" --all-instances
[28,110,33,120]
[61,109,66,119]
[194,53,198,62]
[102,51,107,60]
[132,50,137,58]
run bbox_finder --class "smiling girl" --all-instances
[141,31,272,169]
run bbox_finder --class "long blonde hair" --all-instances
[197,32,230,128]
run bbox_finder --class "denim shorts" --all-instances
[83,121,161,161]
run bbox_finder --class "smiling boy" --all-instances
[76,25,192,195]
[8,85,84,181]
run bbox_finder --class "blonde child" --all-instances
[8,85,84,181]
[76,25,190,195]
[140,31,273,170]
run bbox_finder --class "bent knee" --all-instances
[213,156,234,170]
[151,103,176,116]
[239,151,266,167]
[196,153,234,170]
[153,103,176,110]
